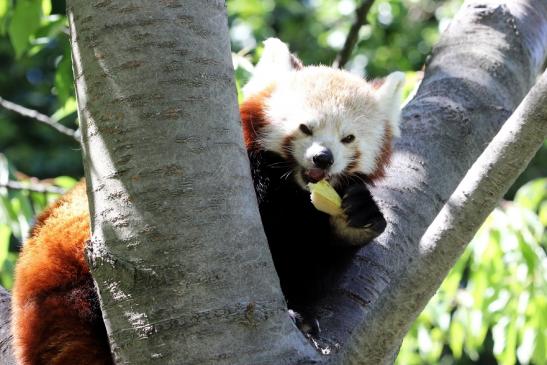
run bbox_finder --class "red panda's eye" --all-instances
[299,124,313,136]
[341,134,355,144]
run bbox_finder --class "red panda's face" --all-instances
[242,39,404,190]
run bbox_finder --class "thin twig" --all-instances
[0,180,66,194]
[0,96,80,141]
[333,0,376,69]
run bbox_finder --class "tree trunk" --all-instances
[67,1,316,364]
[0,287,15,365]
[0,0,546,364]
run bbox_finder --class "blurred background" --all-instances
[0,0,545,364]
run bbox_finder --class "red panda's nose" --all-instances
[312,149,334,169]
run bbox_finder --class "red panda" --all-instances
[11,182,113,365]
[240,39,404,331]
[11,38,403,363]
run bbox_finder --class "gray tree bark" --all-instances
[67,1,316,364]
[0,287,15,365]
[325,1,547,364]
[0,1,546,365]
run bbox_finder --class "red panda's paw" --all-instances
[331,184,387,245]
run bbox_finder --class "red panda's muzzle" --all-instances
[302,147,334,183]
[303,168,328,183]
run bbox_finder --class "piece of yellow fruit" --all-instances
[308,180,342,216]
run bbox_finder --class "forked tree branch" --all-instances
[334,1,547,364]
[333,0,375,69]
[0,96,80,141]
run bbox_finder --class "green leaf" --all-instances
[0,195,21,238]
[10,195,30,240]
[51,97,77,122]
[532,326,546,365]
[8,0,42,58]
[41,0,51,16]
[235,77,244,104]
[0,0,8,20]
[539,201,547,227]
[54,48,75,106]
[503,321,518,365]
[494,317,518,365]
[449,311,465,358]
[53,176,78,189]
[515,178,547,213]
[0,253,17,289]
[29,191,47,211]
[0,224,10,269]
[14,191,34,222]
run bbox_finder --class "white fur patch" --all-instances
[243,38,297,97]
[375,71,405,137]
[257,66,400,187]
[242,39,404,187]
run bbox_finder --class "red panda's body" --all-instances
[12,183,113,365]
[12,38,403,363]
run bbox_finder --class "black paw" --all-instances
[288,309,320,337]
[341,184,387,234]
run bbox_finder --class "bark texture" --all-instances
[0,1,546,364]
[0,287,15,365]
[325,1,547,363]
[67,1,316,364]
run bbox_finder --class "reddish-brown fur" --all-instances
[12,182,113,365]
[239,86,274,150]
[11,91,271,365]
[11,93,270,364]
[369,125,393,181]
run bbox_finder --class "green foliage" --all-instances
[396,179,547,365]
[0,0,8,21]
[0,154,76,289]
[0,0,81,179]
[228,0,463,77]
[8,0,42,58]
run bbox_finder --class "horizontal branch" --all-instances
[1,180,66,194]
[0,96,80,141]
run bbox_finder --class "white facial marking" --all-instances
[304,142,324,164]
[243,41,404,189]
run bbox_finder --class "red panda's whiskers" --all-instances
[281,170,293,181]
[267,162,292,170]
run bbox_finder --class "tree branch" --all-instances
[0,96,80,141]
[422,69,547,249]
[333,0,375,69]
[0,180,66,194]
[313,1,547,363]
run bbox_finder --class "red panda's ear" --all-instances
[374,71,405,137]
[243,38,302,97]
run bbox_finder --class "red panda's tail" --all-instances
[11,182,113,365]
